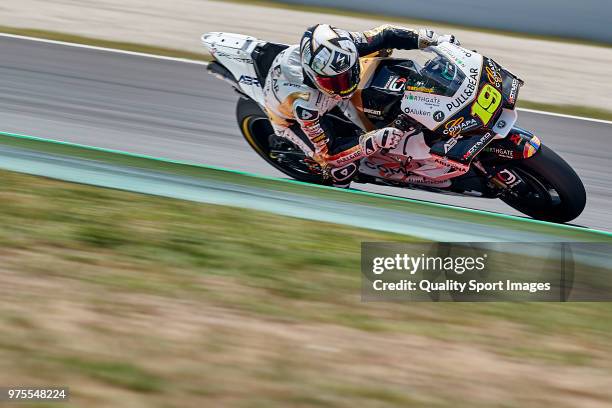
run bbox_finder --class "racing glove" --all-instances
[359,128,402,156]
[437,34,460,46]
[417,29,460,48]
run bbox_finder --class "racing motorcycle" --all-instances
[202,32,586,223]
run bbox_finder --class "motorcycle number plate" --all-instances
[492,109,518,137]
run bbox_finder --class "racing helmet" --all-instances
[300,24,360,99]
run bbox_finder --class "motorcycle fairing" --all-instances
[399,43,483,130]
[430,130,496,164]
[482,127,542,161]
[205,32,539,193]
[359,133,454,187]
[352,59,416,129]
[428,58,519,140]
[501,69,523,110]
[202,32,267,105]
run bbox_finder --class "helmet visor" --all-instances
[314,64,360,98]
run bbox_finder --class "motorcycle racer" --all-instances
[263,24,459,187]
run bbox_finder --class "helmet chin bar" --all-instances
[317,83,356,100]
[309,64,360,99]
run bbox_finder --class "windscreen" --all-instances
[411,50,466,97]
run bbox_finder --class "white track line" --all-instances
[0,33,209,65]
[515,108,612,125]
[2,32,612,126]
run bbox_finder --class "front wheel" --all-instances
[236,97,328,184]
[500,144,586,223]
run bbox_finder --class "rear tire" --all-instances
[501,144,586,223]
[236,97,328,184]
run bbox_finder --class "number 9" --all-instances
[471,84,502,125]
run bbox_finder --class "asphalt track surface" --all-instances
[1,35,611,230]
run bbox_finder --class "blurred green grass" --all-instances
[1,170,612,407]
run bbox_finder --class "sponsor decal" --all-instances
[362,136,377,156]
[297,107,326,149]
[330,51,351,73]
[214,51,253,64]
[443,117,479,137]
[282,81,302,89]
[510,134,522,146]
[364,161,412,180]
[406,85,435,93]
[404,107,432,117]
[386,76,407,92]
[496,169,521,188]
[295,106,319,121]
[439,44,468,67]
[446,68,479,111]
[363,108,383,116]
[433,110,446,122]
[405,93,441,107]
[331,163,357,181]
[508,78,519,104]
[444,136,459,153]
[485,59,502,89]
[496,120,507,129]
[365,161,404,176]
[471,84,502,125]
[412,178,451,186]
[462,131,494,161]
[457,48,473,58]
[238,75,261,87]
[334,149,362,164]
[304,125,325,140]
[339,82,358,96]
[431,154,470,171]
[485,147,514,159]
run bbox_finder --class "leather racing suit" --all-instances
[262,25,442,187]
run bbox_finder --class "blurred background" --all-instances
[1,1,612,407]
[277,0,612,43]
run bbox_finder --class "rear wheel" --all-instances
[236,97,328,184]
[500,144,586,223]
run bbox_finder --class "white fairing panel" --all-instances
[202,32,266,105]
[400,42,483,131]
[359,133,452,188]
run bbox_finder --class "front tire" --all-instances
[236,97,328,184]
[501,144,586,223]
